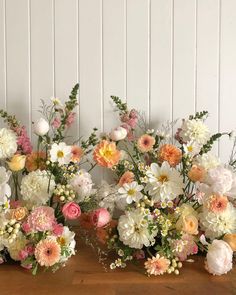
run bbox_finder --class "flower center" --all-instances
[158,174,168,183]
[103,149,113,158]
[46,248,52,256]
[187,146,193,152]
[57,150,64,158]
[128,189,136,196]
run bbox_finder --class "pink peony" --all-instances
[91,208,111,228]
[52,117,61,129]
[62,202,81,220]
[27,206,55,232]
[52,223,64,236]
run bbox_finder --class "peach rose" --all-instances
[7,155,26,171]
[188,165,206,182]
[159,144,182,167]
[118,171,134,186]
[223,234,236,251]
[176,204,198,235]
[11,207,28,221]
[62,202,81,220]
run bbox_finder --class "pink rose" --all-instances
[22,222,31,233]
[62,202,81,220]
[19,249,28,261]
[53,223,64,236]
[25,245,35,255]
[91,208,111,228]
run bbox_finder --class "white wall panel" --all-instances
[0,0,6,110]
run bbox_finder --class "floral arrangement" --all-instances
[0,84,108,274]
[92,96,236,276]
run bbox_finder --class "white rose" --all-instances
[110,127,127,141]
[206,240,233,275]
[33,118,50,136]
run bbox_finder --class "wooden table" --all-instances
[0,239,235,295]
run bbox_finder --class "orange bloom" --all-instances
[34,239,60,267]
[25,151,46,172]
[159,144,182,167]
[71,145,83,163]
[118,171,134,186]
[93,140,120,168]
[207,195,228,213]
[11,207,28,221]
[144,254,170,276]
[188,165,206,182]
[137,134,155,153]
[79,213,93,230]
[96,220,117,244]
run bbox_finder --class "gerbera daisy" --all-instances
[144,254,170,276]
[137,134,155,153]
[34,238,61,267]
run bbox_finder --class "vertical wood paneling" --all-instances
[55,0,78,142]
[5,0,30,130]
[31,0,54,142]
[0,0,6,110]
[173,0,196,120]
[150,0,173,127]
[103,0,126,132]
[127,0,149,119]
[196,0,220,155]
[79,0,102,183]
[219,0,236,162]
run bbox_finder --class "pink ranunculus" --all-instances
[52,223,64,236]
[18,249,28,261]
[66,112,76,128]
[22,222,31,233]
[25,245,35,255]
[62,202,81,220]
[133,250,145,260]
[52,117,61,129]
[91,208,111,228]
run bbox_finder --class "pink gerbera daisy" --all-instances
[144,254,170,276]
[34,239,61,267]
[137,134,155,153]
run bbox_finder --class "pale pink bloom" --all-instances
[129,109,138,119]
[171,234,198,261]
[27,206,55,232]
[25,245,35,255]
[144,254,170,276]
[66,112,76,127]
[18,249,28,260]
[21,222,31,233]
[91,208,111,228]
[62,202,81,220]
[22,264,32,270]
[35,238,61,267]
[15,126,32,155]
[52,117,61,129]
[52,223,64,236]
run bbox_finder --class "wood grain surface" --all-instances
[0,237,235,295]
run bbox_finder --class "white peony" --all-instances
[118,181,143,204]
[95,181,118,214]
[21,170,55,207]
[70,170,94,202]
[206,240,233,275]
[117,208,157,249]
[0,128,17,159]
[50,142,72,165]
[194,152,220,171]
[146,162,184,202]
[179,119,210,145]
[199,202,236,239]
[33,118,49,136]
[110,126,127,141]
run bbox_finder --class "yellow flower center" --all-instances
[57,237,66,246]
[103,149,113,159]
[187,146,193,152]
[158,174,168,183]
[128,189,136,196]
[57,150,64,158]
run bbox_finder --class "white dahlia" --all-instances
[0,128,17,159]
[70,169,94,202]
[194,152,220,171]
[146,162,184,202]
[21,170,55,207]
[180,119,210,145]
[199,202,236,239]
[117,208,157,249]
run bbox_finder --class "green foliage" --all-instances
[200,133,225,155]
[0,109,20,129]
[111,95,128,114]
[189,110,208,120]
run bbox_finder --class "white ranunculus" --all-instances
[206,240,233,275]
[0,128,17,159]
[33,118,50,136]
[70,170,94,202]
[110,126,127,141]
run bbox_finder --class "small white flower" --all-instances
[206,240,233,275]
[0,128,17,159]
[59,226,76,262]
[183,141,201,157]
[180,119,210,145]
[50,142,72,165]
[146,162,184,202]
[110,126,127,141]
[118,181,143,204]
[33,118,50,136]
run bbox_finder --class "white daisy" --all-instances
[50,142,72,165]
[146,161,184,202]
[180,119,210,145]
[118,181,143,204]
[117,208,157,249]
[183,141,201,157]
[0,128,17,159]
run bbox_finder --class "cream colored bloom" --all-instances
[0,128,17,159]
[180,119,210,145]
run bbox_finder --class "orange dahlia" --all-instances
[137,134,155,153]
[25,151,46,172]
[159,144,182,167]
[118,171,134,186]
[93,140,120,168]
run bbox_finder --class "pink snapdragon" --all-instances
[66,112,76,128]
[52,117,61,129]
[16,126,33,155]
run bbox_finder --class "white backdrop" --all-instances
[0,0,236,166]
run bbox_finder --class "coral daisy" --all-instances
[93,140,120,168]
[137,134,155,153]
